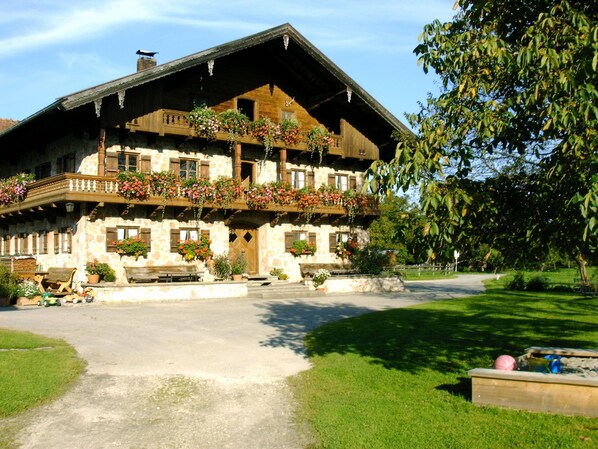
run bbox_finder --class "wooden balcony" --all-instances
[0,173,380,223]
[125,109,344,156]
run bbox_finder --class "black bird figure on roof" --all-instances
[136,50,158,57]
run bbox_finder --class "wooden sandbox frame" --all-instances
[469,347,598,417]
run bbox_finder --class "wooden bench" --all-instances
[41,267,77,294]
[299,263,359,278]
[124,265,204,284]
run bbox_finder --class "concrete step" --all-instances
[247,281,324,299]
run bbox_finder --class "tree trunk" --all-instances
[576,253,590,288]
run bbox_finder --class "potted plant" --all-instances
[250,117,279,159]
[85,259,102,283]
[279,118,302,147]
[177,234,213,262]
[0,265,19,306]
[312,268,331,290]
[114,237,149,260]
[230,253,247,281]
[269,268,288,280]
[212,253,231,280]
[306,126,334,164]
[290,239,317,257]
[116,171,150,202]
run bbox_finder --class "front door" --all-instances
[229,226,258,274]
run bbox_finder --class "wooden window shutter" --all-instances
[106,227,118,252]
[65,228,72,254]
[169,158,180,177]
[307,171,315,189]
[32,233,38,255]
[105,153,118,176]
[284,232,294,252]
[140,155,151,174]
[308,232,316,246]
[53,230,59,254]
[349,176,357,191]
[285,170,292,184]
[200,161,210,179]
[170,229,180,253]
[140,227,151,251]
[329,233,337,253]
[56,157,64,175]
[328,174,336,186]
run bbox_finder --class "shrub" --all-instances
[312,269,331,288]
[270,268,288,280]
[212,253,231,279]
[526,275,549,292]
[505,272,526,291]
[351,245,388,275]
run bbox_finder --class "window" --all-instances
[284,230,316,253]
[180,159,197,180]
[329,232,351,253]
[170,228,210,252]
[291,170,306,189]
[56,153,76,174]
[118,153,138,171]
[36,231,48,255]
[328,173,357,192]
[106,226,151,252]
[237,98,255,121]
[1,235,10,256]
[288,169,314,189]
[34,162,51,180]
[281,110,295,121]
[336,174,348,191]
[17,233,29,255]
[52,229,71,254]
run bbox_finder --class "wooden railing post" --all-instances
[234,143,242,180]
[97,128,106,176]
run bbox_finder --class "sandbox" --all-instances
[469,347,598,417]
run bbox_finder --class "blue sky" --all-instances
[0,1,455,125]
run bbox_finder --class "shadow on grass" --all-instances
[258,287,598,375]
[257,301,376,356]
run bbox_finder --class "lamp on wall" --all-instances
[65,202,75,214]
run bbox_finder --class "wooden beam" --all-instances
[177,206,192,219]
[269,211,287,227]
[119,203,134,216]
[98,128,106,176]
[88,202,104,221]
[224,209,243,226]
[148,205,165,218]
[234,143,242,180]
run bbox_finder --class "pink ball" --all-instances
[494,355,517,370]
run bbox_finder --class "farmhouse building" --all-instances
[0,24,409,283]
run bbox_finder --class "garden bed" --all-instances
[469,347,598,417]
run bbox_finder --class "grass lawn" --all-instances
[291,276,598,449]
[0,329,85,448]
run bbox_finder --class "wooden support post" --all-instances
[234,143,242,180]
[280,148,287,182]
[98,129,106,176]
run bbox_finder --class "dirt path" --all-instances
[1,275,493,449]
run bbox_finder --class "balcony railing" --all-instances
[126,109,344,156]
[0,173,380,218]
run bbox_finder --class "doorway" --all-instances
[229,226,259,274]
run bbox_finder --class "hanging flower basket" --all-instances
[279,118,302,147]
[218,109,249,149]
[211,177,243,209]
[250,117,280,159]
[342,189,369,222]
[188,105,219,140]
[307,126,334,164]
[296,187,320,222]
[246,184,273,210]
[318,184,343,206]
[116,171,150,202]
[0,173,35,206]
[269,181,295,206]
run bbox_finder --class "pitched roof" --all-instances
[0,24,411,147]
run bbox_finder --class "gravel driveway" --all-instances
[0,275,493,449]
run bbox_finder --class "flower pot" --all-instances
[231,274,243,282]
[87,274,100,284]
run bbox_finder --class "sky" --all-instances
[0,0,455,125]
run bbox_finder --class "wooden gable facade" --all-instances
[0,24,409,282]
